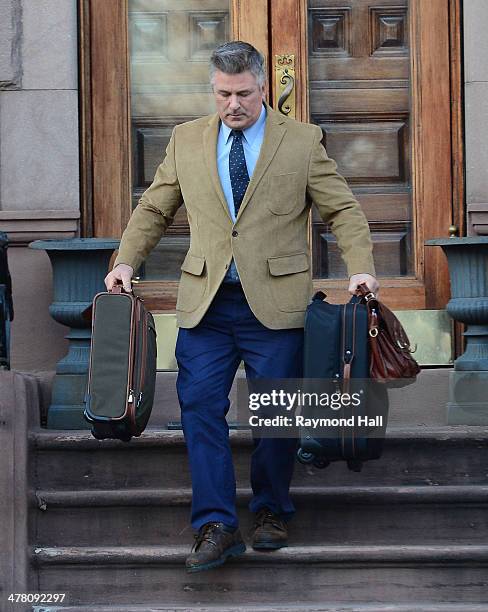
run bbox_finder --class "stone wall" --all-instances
[464,0,488,235]
[0,0,79,371]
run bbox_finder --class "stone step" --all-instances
[33,485,488,547]
[31,426,488,490]
[147,369,450,428]
[31,544,488,606]
[29,604,488,612]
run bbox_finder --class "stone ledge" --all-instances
[31,543,488,565]
[468,203,488,236]
[0,209,80,244]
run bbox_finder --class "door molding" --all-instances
[410,0,453,309]
[79,0,132,240]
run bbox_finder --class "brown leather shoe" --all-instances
[185,522,246,573]
[251,507,288,550]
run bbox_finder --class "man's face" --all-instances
[212,69,266,130]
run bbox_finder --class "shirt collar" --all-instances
[221,103,267,145]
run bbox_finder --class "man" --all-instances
[105,41,379,572]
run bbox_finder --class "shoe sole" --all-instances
[252,541,288,550]
[186,542,246,573]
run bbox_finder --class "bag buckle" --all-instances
[362,291,376,303]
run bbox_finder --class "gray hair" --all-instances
[210,41,266,87]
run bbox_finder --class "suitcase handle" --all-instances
[110,280,132,294]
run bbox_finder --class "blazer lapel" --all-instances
[235,104,287,222]
[203,113,233,222]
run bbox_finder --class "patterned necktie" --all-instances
[229,129,250,216]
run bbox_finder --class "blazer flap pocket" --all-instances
[181,253,206,276]
[268,252,310,276]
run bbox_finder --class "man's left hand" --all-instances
[348,273,379,296]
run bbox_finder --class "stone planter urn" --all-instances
[29,238,120,428]
[425,237,488,424]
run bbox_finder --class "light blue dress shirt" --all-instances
[217,103,267,283]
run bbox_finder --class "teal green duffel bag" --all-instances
[83,281,157,442]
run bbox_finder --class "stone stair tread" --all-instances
[29,604,488,612]
[32,544,488,566]
[30,425,488,449]
[33,484,488,507]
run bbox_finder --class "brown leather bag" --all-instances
[356,283,420,386]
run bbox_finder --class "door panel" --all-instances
[307,0,413,280]
[129,0,231,280]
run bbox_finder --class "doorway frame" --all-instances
[78,0,464,311]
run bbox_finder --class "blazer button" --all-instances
[232,230,238,237]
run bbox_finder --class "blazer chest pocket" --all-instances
[267,172,299,215]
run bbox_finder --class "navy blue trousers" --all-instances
[175,282,304,530]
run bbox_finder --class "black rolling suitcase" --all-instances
[297,291,388,472]
[83,282,157,441]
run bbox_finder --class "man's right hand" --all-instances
[104,263,134,292]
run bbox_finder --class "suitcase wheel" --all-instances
[347,459,363,472]
[312,458,330,469]
[91,430,107,441]
[296,448,315,465]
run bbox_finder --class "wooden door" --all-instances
[80,0,463,311]
[270,0,462,309]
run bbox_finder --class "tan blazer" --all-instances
[114,103,376,329]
